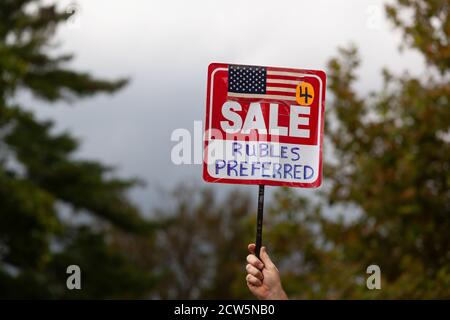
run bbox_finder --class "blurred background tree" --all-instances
[264,0,450,298]
[152,185,254,299]
[325,0,448,298]
[0,0,159,298]
[152,0,450,299]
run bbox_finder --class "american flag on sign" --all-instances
[227,64,311,103]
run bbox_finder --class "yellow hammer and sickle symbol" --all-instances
[296,82,314,106]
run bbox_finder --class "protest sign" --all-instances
[203,63,326,257]
[203,63,326,188]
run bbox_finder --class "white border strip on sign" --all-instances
[208,67,323,147]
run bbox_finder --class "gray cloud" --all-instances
[24,0,425,213]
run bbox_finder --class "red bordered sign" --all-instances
[203,62,326,188]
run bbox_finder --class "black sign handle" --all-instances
[255,184,265,258]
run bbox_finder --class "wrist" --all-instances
[265,285,288,300]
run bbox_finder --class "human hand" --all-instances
[245,243,288,300]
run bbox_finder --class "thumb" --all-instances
[259,246,275,269]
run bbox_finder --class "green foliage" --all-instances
[265,0,450,298]
[0,1,127,101]
[148,185,255,299]
[385,0,449,74]
[0,0,157,298]
[1,0,448,299]
[45,227,158,299]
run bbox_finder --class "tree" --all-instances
[0,0,158,298]
[267,0,450,298]
[150,184,255,299]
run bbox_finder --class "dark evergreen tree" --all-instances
[0,0,158,298]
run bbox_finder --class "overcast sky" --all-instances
[21,0,425,214]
